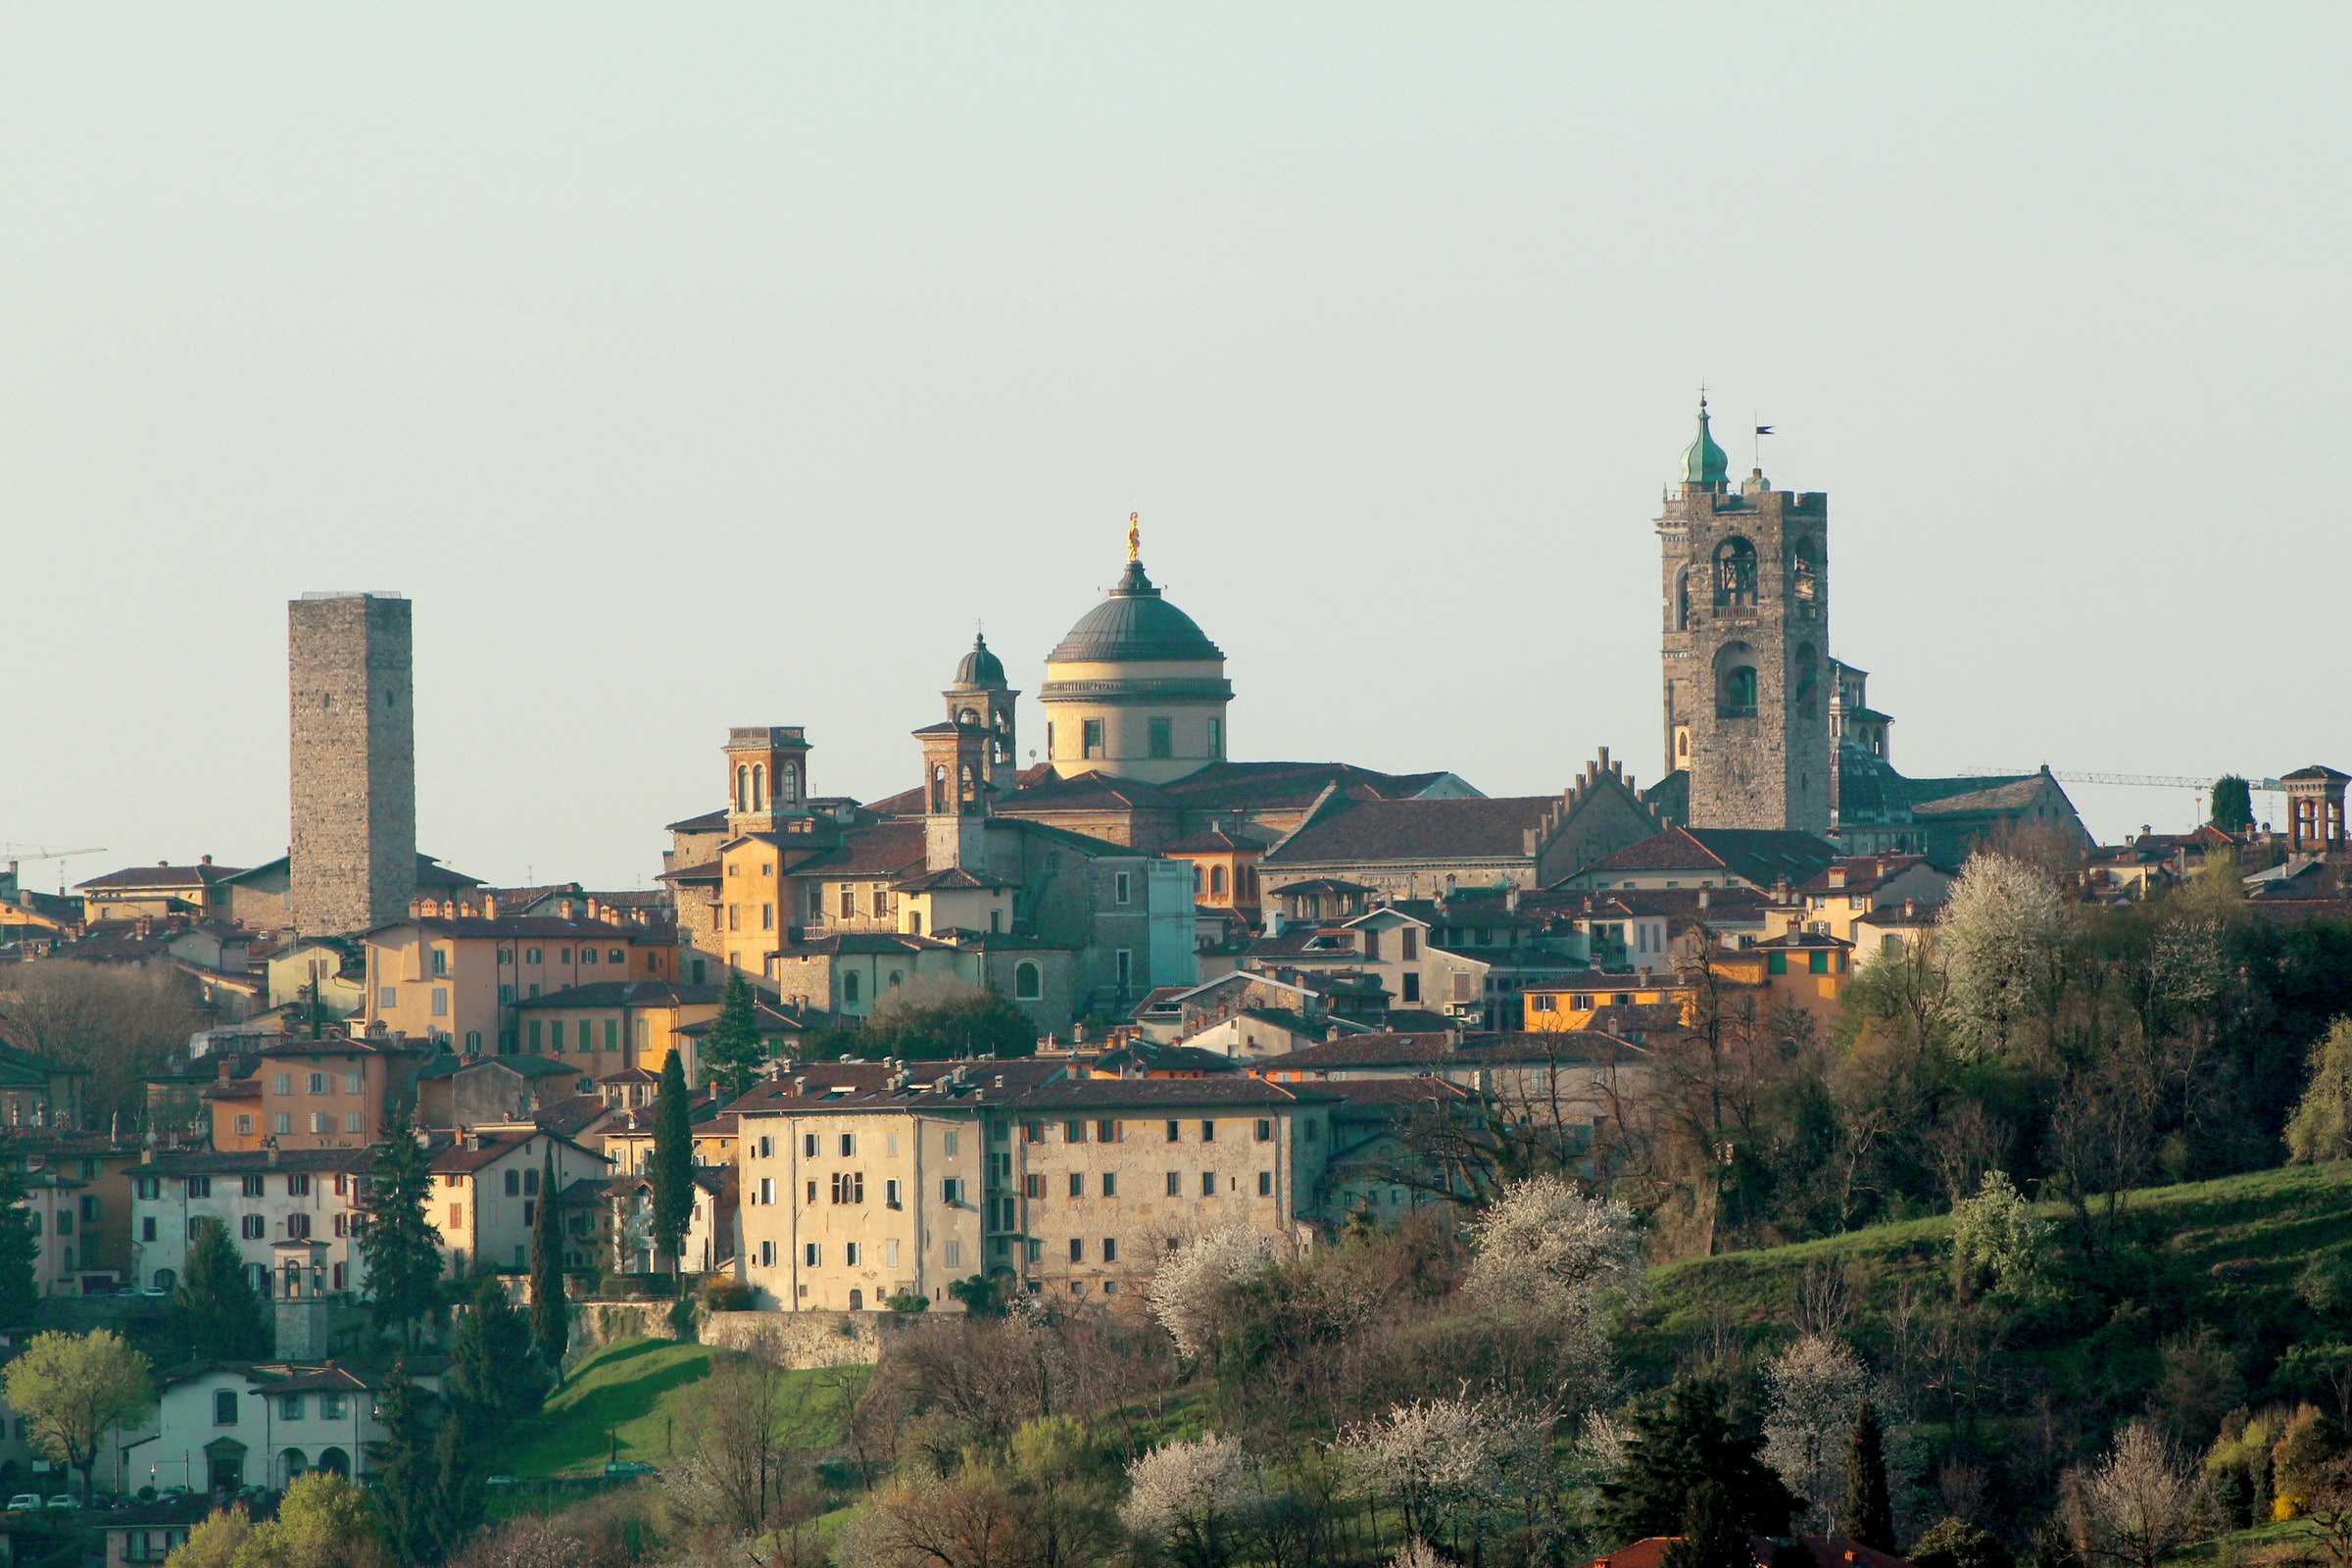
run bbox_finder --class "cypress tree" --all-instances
[360,1107,443,1348]
[364,1360,439,1564]
[448,1274,548,1439]
[1846,1400,1896,1551]
[2212,775,2255,833]
[0,1165,38,1327]
[650,1051,695,1278]
[169,1216,272,1361]
[701,970,768,1100]
[529,1149,568,1381]
[426,1403,484,1559]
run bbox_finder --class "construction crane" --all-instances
[1958,772,2287,832]
[0,845,110,897]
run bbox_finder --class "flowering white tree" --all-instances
[2067,1420,2202,1568]
[1761,1334,1869,1530]
[1948,1169,2055,1299]
[1337,1396,1540,1545]
[1147,1226,1281,1357]
[1121,1432,1255,1568]
[1390,1541,1459,1568]
[1938,853,2067,1058]
[1460,1174,1642,1377]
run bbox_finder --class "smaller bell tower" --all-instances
[914,721,992,872]
[724,726,813,839]
[945,633,1020,795]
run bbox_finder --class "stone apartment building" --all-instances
[205,1036,422,1153]
[426,1126,608,1277]
[130,1148,372,1298]
[727,1062,1333,1311]
[359,914,676,1055]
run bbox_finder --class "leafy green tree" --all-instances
[701,970,769,1100]
[650,1051,695,1277]
[164,1501,252,1568]
[228,1470,384,1566]
[1846,1400,1896,1551]
[447,1274,548,1438]
[0,1163,42,1326]
[2288,1019,2352,1164]
[2212,775,2255,833]
[1912,1516,2017,1568]
[1,1328,154,1499]
[529,1149,568,1380]
[1664,1481,1752,1568]
[1599,1377,1794,1543]
[169,1218,271,1361]
[359,1107,443,1346]
[363,1361,439,1565]
[852,980,1039,1060]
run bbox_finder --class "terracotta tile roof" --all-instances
[1580,827,1837,888]
[77,861,247,891]
[513,981,721,1009]
[777,821,930,879]
[1263,797,1559,865]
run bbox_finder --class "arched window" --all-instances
[152,1268,175,1294]
[1193,865,1204,895]
[1712,538,1758,609]
[734,765,749,811]
[1674,568,1691,631]
[1793,643,1820,718]
[888,970,903,989]
[751,763,765,811]
[1790,538,1821,603]
[958,764,978,809]
[1210,865,1227,898]
[780,762,800,804]
[317,1448,350,1479]
[1715,642,1759,718]
[929,765,948,814]
[1014,962,1042,1001]
[848,1289,864,1311]
[957,707,978,725]
[281,1449,309,1483]
[843,972,861,1005]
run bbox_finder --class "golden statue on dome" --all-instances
[1127,512,1141,564]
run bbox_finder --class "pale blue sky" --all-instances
[4,7,2344,890]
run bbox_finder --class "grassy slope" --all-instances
[1628,1162,2352,1377]
[503,1339,869,1478]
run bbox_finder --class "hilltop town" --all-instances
[0,409,2346,1566]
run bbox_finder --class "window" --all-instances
[1713,535,1759,607]
[943,1131,959,1156]
[1210,864,1226,898]
[137,1175,161,1200]
[760,1240,776,1267]
[528,1020,543,1050]
[946,1240,962,1268]
[432,987,449,1016]
[449,1204,464,1228]
[1768,952,1788,976]
[272,1113,292,1135]
[344,1072,363,1094]
[1025,1173,1044,1199]
[805,1243,820,1267]
[551,1021,565,1052]
[310,1112,328,1134]
[886,1178,902,1207]
[831,1172,864,1204]
[1200,1120,1216,1142]
[377,988,395,1009]
[1102,1172,1117,1197]
[756,1177,774,1205]
[757,1136,773,1159]
[523,1166,539,1197]
[844,972,861,1004]
[239,1175,262,1197]
[1082,718,1104,760]
[143,1217,157,1242]
[611,949,625,965]
[235,1114,255,1136]
[1254,1118,1273,1142]
[345,1110,363,1134]
[803,1133,818,1157]
[320,1394,344,1419]
[1402,928,1420,959]
[215,1392,239,1426]
[1402,973,1421,1003]
[237,1213,263,1240]
[1201,1171,1216,1197]
[1067,1172,1085,1198]
[526,947,542,964]
[273,1073,293,1096]
[838,1133,857,1157]
[844,1242,861,1266]
[581,946,598,964]
[1026,1239,1044,1263]
[1258,1171,1273,1197]
[1064,1120,1086,1144]
[505,1169,521,1198]
[1102,1238,1118,1262]
[1148,716,1172,759]
[1069,1237,1085,1262]
[1165,1171,1181,1197]
[1207,717,1221,758]
[1013,962,1042,1001]
[1809,949,1832,975]
[941,1177,964,1204]
[1022,1121,1045,1144]
[1114,873,1131,905]
[306,1072,327,1095]
[886,1239,901,1268]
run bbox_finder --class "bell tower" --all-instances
[945,633,1020,795]
[724,726,812,839]
[914,721,992,871]
[1658,400,1832,834]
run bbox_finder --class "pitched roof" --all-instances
[77,861,247,892]
[1259,1030,1648,1072]
[774,820,930,880]
[1160,825,1270,855]
[368,914,653,941]
[666,808,730,833]
[428,1127,599,1174]
[512,981,723,1010]
[1579,827,1837,888]
[1901,773,2052,814]
[1262,797,1559,866]
[1006,1077,1332,1111]
[892,866,1014,892]
[1791,855,1942,899]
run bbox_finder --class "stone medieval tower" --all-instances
[288,593,416,935]
[1658,403,1832,834]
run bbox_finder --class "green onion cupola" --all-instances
[1681,397,1730,486]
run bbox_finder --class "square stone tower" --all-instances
[1658,403,1832,835]
[289,593,416,936]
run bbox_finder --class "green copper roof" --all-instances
[1681,399,1729,485]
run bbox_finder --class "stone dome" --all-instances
[953,633,1007,689]
[1046,561,1223,665]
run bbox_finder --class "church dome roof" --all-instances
[1047,560,1223,665]
[953,633,1007,689]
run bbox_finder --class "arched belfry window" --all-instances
[780,762,800,804]
[1713,538,1758,610]
[958,763,978,810]
[1674,568,1691,631]
[957,707,978,725]
[1715,642,1759,718]
[734,765,750,811]
[930,764,949,814]
[1790,538,1821,604]
[751,763,765,810]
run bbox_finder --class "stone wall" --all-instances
[566,1299,896,1369]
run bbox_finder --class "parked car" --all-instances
[603,1461,658,1478]
[5,1494,40,1512]
[44,1494,77,1511]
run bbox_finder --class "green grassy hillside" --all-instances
[503,1338,870,1478]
